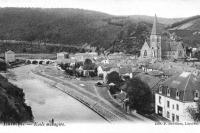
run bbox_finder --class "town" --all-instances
[1,11,200,123]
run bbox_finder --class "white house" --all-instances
[57,52,69,60]
[5,50,15,63]
[155,72,200,122]
[119,67,133,79]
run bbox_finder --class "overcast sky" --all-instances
[0,0,199,18]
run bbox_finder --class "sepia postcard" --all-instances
[0,0,200,133]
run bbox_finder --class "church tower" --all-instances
[150,14,162,60]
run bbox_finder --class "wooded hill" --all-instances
[167,15,200,48]
[0,8,197,53]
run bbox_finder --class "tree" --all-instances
[124,77,152,113]
[83,58,95,70]
[84,58,92,66]
[0,60,7,71]
[187,100,200,122]
[106,71,122,86]
[194,51,200,60]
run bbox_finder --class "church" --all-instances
[140,15,186,60]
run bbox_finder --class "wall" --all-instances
[155,93,197,122]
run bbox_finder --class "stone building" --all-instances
[140,14,186,60]
[155,72,200,122]
[5,50,15,63]
[57,52,69,60]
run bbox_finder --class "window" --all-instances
[176,104,179,111]
[159,86,163,94]
[172,114,175,122]
[179,51,182,56]
[176,115,179,122]
[167,111,170,118]
[176,91,180,99]
[167,88,170,96]
[153,51,156,57]
[167,101,170,108]
[194,90,199,101]
[159,96,161,104]
[144,50,147,57]
[172,104,174,109]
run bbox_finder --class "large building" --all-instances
[5,50,15,63]
[155,72,200,122]
[140,15,186,60]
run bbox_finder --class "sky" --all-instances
[0,0,199,18]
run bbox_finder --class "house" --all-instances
[57,52,69,60]
[97,66,105,77]
[99,66,119,83]
[83,70,95,77]
[5,50,15,63]
[155,72,200,122]
[119,67,133,79]
[73,52,98,62]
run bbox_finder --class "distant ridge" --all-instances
[0,7,197,52]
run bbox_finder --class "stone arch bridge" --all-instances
[25,59,55,65]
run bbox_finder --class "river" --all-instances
[6,65,105,123]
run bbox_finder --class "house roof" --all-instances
[57,52,68,54]
[161,72,200,101]
[147,70,164,76]
[5,50,14,54]
[119,67,132,75]
[142,40,150,48]
[102,67,112,72]
[135,73,162,90]
[96,57,106,62]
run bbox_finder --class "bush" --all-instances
[0,61,7,71]
[109,85,120,95]
[106,71,122,86]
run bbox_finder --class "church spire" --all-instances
[151,14,160,35]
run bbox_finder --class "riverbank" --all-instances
[0,74,33,123]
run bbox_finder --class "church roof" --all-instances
[141,40,150,49]
[151,14,161,35]
[170,41,184,51]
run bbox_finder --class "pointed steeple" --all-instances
[151,14,160,35]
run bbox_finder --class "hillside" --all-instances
[0,8,186,53]
[0,8,120,49]
[0,75,33,123]
[167,15,200,47]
